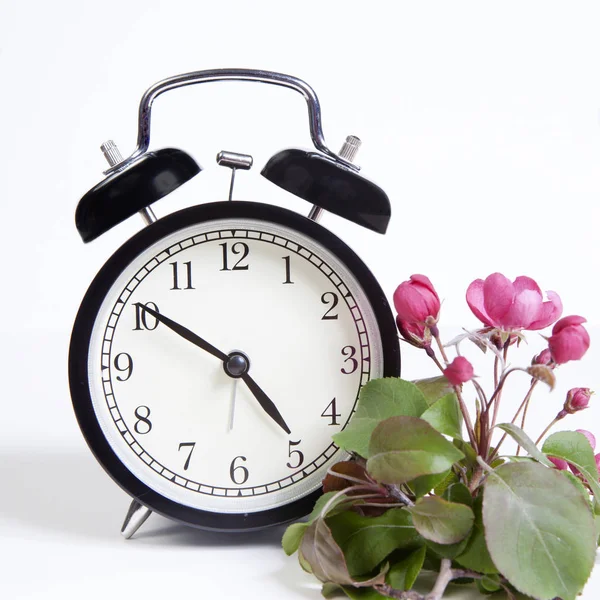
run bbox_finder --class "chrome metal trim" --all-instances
[103,69,359,175]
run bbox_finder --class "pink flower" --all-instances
[466,273,562,331]
[548,456,569,471]
[443,356,474,386]
[393,275,440,325]
[576,429,596,451]
[532,348,553,367]
[396,317,431,349]
[548,316,591,364]
[563,387,593,415]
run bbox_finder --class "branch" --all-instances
[375,560,488,600]
[385,484,415,507]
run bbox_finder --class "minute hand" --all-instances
[240,373,291,435]
[135,303,228,362]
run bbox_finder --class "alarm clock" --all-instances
[69,69,400,538]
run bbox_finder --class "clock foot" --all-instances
[121,499,152,539]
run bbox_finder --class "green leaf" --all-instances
[427,483,474,558]
[410,470,451,499]
[543,431,600,501]
[283,522,308,555]
[483,461,596,600]
[387,546,426,591]
[455,496,498,574]
[321,583,342,598]
[443,483,473,507]
[562,470,594,511]
[327,508,421,576]
[406,496,474,545]
[453,439,478,469]
[420,393,463,439]
[299,517,387,586]
[333,379,428,458]
[433,470,460,496]
[413,376,453,406]
[426,534,470,560]
[477,576,502,595]
[496,423,555,468]
[283,491,364,557]
[367,416,464,484]
[337,588,387,600]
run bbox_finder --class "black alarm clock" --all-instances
[69,69,400,537]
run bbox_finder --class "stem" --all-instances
[386,484,415,507]
[489,343,510,434]
[493,355,499,389]
[488,380,538,461]
[516,379,538,456]
[455,387,479,453]
[430,334,478,452]
[374,561,488,599]
[535,416,563,446]
[434,335,450,366]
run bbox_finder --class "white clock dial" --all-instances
[87,217,384,513]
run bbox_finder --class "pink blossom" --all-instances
[576,429,596,451]
[548,456,569,471]
[548,316,591,364]
[532,348,553,366]
[466,273,562,331]
[393,275,440,325]
[563,387,593,415]
[396,317,431,349]
[443,356,474,386]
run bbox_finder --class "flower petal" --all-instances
[394,283,430,323]
[549,325,591,364]
[483,273,514,324]
[466,279,493,326]
[552,315,587,335]
[528,291,563,331]
[500,288,542,328]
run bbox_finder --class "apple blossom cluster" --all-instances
[393,272,594,468]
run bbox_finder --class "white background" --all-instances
[1,1,599,598]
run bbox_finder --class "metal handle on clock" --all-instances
[104,68,359,175]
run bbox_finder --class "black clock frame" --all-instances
[69,201,401,532]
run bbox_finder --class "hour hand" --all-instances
[135,303,228,362]
[241,372,291,435]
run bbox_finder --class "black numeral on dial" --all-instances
[133,302,160,331]
[178,442,196,470]
[220,242,250,271]
[134,406,152,434]
[113,352,133,381]
[230,456,249,484]
[341,345,358,374]
[321,398,341,426]
[286,440,304,469]
[170,261,194,290]
[282,256,294,284]
[321,292,339,320]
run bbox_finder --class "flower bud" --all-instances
[393,275,440,325]
[548,456,569,471]
[396,317,432,349]
[548,316,590,365]
[576,429,596,451]
[532,348,553,367]
[563,387,593,414]
[443,356,474,386]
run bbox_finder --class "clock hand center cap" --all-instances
[223,351,250,379]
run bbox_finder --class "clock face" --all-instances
[71,202,399,528]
